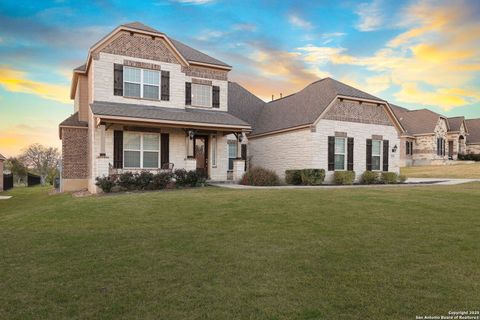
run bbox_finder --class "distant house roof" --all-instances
[91,101,250,129]
[447,116,465,132]
[0,153,6,161]
[227,82,265,129]
[390,105,446,135]
[121,22,230,68]
[465,119,480,144]
[249,77,385,135]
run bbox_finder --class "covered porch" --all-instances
[89,102,250,192]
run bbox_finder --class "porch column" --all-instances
[99,125,106,156]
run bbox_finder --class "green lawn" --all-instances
[401,163,480,178]
[1,185,479,319]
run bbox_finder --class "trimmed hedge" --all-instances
[285,170,302,185]
[285,169,325,185]
[241,167,280,186]
[95,169,204,193]
[361,171,379,185]
[380,172,398,184]
[459,153,480,161]
[334,171,355,185]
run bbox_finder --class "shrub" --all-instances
[459,153,480,161]
[241,167,280,186]
[285,170,302,185]
[380,172,399,184]
[152,172,173,189]
[300,169,325,185]
[136,171,154,190]
[174,169,188,187]
[334,171,355,185]
[117,172,137,190]
[398,174,407,183]
[361,171,379,185]
[186,170,200,187]
[95,176,115,193]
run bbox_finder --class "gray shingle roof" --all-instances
[465,119,480,144]
[227,82,265,129]
[59,112,88,127]
[390,105,444,135]
[447,116,465,132]
[74,64,87,72]
[251,78,385,135]
[91,101,250,128]
[121,22,230,67]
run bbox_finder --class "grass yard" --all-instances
[1,185,479,319]
[401,163,480,178]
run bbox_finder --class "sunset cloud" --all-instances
[355,0,384,31]
[288,14,313,30]
[0,66,70,104]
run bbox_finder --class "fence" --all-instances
[27,173,41,187]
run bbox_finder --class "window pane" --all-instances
[143,134,159,150]
[143,151,159,168]
[124,151,141,167]
[143,85,159,99]
[335,138,345,154]
[192,84,212,107]
[124,67,141,83]
[372,140,381,155]
[124,83,141,97]
[143,70,159,85]
[372,155,381,170]
[228,143,237,158]
[334,154,345,170]
[124,132,141,150]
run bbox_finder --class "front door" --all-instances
[448,140,454,159]
[194,136,208,177]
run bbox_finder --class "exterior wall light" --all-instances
[392,145,398,153]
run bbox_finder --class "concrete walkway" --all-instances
[210,178,480,189]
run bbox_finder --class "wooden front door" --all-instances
[194,136,208,177]
[448,140,454,159]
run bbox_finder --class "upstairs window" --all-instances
[372,140,382,170]
[124,67,160,100]
[192,83,212,107]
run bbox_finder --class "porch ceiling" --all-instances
[91,101,251,132]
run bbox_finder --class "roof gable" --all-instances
[391,105,445,135]
[465,119,480,144]
[447,116,466,132]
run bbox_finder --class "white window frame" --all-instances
[334,137,347,171]
[191,83,212,107]
[123,66,160,100]
[123,132,161,169]
[372,140,382,171]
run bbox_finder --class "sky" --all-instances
[1,0,480,157]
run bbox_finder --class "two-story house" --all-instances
[59,22,251,192]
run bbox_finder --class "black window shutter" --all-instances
[366,139,372,171]
[161,133,170,167]
[113,130,123,168]
[406,141,409,155]
[114,64,123,96]
[347,137,354,171]
[212,86,220,108]
[185,82,192,105]
[241,144,247,171]
[161,71,170,101]
[328,136,335,171]
[383,140,389,171]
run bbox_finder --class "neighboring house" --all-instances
[391,106,468,166]
[0,153,5,191]
[59,22,250,193]
[465,119,480,154]
[232,78,404,182]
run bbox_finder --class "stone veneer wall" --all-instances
[62,127,88,179]
[412,118,449,163]
[467,144,480,154]
[323,100,391,126]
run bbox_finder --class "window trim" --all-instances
[123,132,160,169]
[123,66,160,100]
[371,139,382,171]
[191,83,212,108]
[228,141,237,171]
[334,137,346,171]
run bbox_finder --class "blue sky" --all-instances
[1,0,479,156]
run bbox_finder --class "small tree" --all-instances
[4,157,28,185]
[19,144,60,185]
